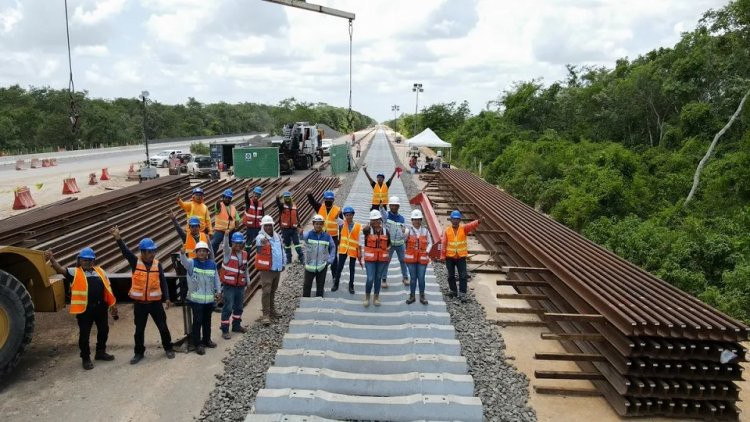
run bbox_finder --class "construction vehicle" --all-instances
[277,122,324,174]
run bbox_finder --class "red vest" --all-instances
[243,200,263,229]
[364,228,389,262]
[256,242,272,271]
[405,228,430,265]
[220,250,248,287]
[280,204,298,228]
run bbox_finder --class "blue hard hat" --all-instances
[450,210,462,220]
[192,187,204,195]
[323,190,335,200]
[230,232,245,244]
[138,238,157,251]
[223,189,233,198]
[342,206,355,215]
[188,216,201,227]
[78,247,96,260]
[282,191,292,198]
[253,186,263,195]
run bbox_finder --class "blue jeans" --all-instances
[281,228,304,262]
[446,257,468,295]
[220,285,245,333]
[381,244,408,282]
[407,263,427,295]
[245,227,260,254]
[365,261,388,295]
[211,231,225,254]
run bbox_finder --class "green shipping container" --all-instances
[232,147,280,178]
[329,143,351,175]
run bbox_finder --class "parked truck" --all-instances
[277,122,324,174]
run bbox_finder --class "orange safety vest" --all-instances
[129,259,162,302]
[280,204,298,228]
[243,200,263,229]
[184,201,211,233]
[444,225,468,258]
[405,228,430,265]
[372,182,388,206]
[255,242,272,271]
[364,228,389,262]
[185,232,209,258]
[69,267,116,314]
[215,202,238,232]
[338,222,361,257]
[222,250,249,286]
[318,204,340,237]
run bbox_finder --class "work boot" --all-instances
[94,352,115,361]
[331,279,339,292]
[381,280,389,289]
[187,344,196,353]
[402,277,409,286]
[406,294,416,304]
[363,294,370,308]
[270,309,282,319]
[459,294,468,303]
[373,295,381,306]
[196,345,206,355]
[232,325,248,334]
[260,315,272,326]
[130,354,144,365]
[420,294,429,305]
[222,331,231,340]
[446,290,457,298]
[165,350,176,359]
[348,283,355,294]
[82,359,94,370]
[203,340,217,348]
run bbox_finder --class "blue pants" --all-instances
[245,227,260,254]
[211,231,226,254]
[382,244,408,282]
[220,285,245,333]
[407,263,428,295]
[281,228,304,262]
[446,257,468,295]
[365,261,388,295]
[189,301,215,347]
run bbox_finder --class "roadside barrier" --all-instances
[30,158,40,168]
[89,173,98,185]
[13,186,36,210]
[100,168,110,180]
[15,160,24,171]
[62,178,81,194]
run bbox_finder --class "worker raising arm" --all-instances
[363,164,397,211]
[177,187,212,236]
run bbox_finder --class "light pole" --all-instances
[412,83,423,136]
[391,104,399,134]
[139,90,150,167]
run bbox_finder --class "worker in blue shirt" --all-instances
[302,215,337,297]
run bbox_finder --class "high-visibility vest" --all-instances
[372,182,388,205]
[304,233,331,272]
[222,250,249,286]
[243,200,263,229]
[215,202,238,232]
[69,267,116,314]
[280,204,298,228]
[318,204,340,237]
[364,228,389,262]
[129,259,162,302]
[255,242,272,271]
[405,228,430,265]
[444,225,468,258]
[338,222,361,257]
[186,202,211,233]
[185,232,209,258]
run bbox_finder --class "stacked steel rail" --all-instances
[0,172,340,303]
[426,168,747,420]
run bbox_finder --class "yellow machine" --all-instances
[0,247,66,377]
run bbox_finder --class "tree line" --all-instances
[391,0,750,322]
[0,89,375,154]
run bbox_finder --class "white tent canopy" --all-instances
[406,128,452,148]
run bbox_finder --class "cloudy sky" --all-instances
[0,0,730,122]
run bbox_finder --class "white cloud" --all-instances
[0,1,22,33]
[74,45,109,57]
[73,0,127,25]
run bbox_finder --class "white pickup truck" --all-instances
[149,149,183,167]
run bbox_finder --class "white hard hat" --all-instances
[388,196,400,206]
[261,215,274,226]
[411,209,423,219]
[312,214,325,223]
[195,241,210,251]
[369,210,382,220]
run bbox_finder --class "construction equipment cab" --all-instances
[279,122,323,172]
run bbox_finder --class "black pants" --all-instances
[189,302,215,346]
[334,254,356,287]
[133,302,173,355]
[303,266,328,297]
[76,303,109,360]
[446,257,468,294]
